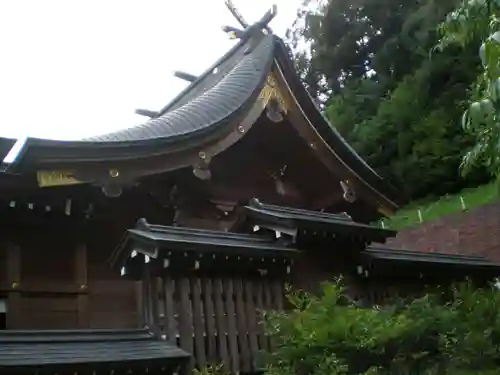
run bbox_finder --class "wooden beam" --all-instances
[0,281,89,294]
[221,25,245,39]
[135,108,160,118]
[173,71,198,83]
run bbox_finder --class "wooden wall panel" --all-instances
[20,235,74,283]
[86,238,140,329]
[88,280,138,328]
[16,295,78,329]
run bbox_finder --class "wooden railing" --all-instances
[143,274,286,373]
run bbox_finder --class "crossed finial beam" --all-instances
[222,0,278,40]
[225,0,250,28]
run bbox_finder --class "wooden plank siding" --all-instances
[150,274,287,373]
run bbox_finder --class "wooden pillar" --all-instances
[150,276,161,336]
[142,260,160,334]
[136,281,144,328]
[6,243,21,329]
[75,243,89,328]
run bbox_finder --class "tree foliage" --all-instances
[264,280,500,375]
[287,0,491,200]
[437,0,500,180]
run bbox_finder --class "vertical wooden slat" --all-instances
[234,278,250,372]
[213,278,229,367]
[191,277,206,367]
[75,243,89,328]
[202,278,217,362]
[262,278,275,350]
[254,279,268,351]
[163,277,177,343]
[223,278,239,373]
[6,243,21,329]
[244,279,259,360]
[177,277,194,356]
[271,280,284,310]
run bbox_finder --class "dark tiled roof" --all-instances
[244,198,396,243]
[86,34,274,142]
[361,245,500,281]
[110,218,298,279]
[0,328,189,369]
[364,245,500,267]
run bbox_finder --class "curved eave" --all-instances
[273,38,404,214]
[7,34,275,175]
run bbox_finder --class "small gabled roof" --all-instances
[110,218,298,278]
[244,198,396,244]
[361,245,500,281]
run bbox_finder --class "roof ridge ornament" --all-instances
[224,0,250,29]
[222,1,278,40]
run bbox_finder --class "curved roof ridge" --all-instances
[85,35,273,143]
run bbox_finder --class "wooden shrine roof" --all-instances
[0,328,189,372]
[7,32,274,171]
[2,5,403,215]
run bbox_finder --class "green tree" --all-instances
[437,0,500,181]
[287,0,490,200]
[264,280,500,375]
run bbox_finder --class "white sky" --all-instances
[0,0,301,141]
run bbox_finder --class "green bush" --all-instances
[263,279,500,375]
